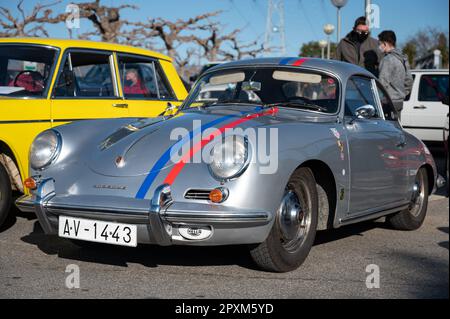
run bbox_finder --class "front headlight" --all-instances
[209,135,250,180]
[30,130,61,170]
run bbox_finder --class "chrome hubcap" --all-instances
[409,174,425,217]
[277,190,310,253]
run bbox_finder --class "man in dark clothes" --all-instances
[336,16,382,76]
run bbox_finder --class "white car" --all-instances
[402,69,449,142]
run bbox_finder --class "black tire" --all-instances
[250,167,318,272]
[0,163,12,228]
[386,168,429,231]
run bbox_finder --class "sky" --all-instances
[1,0,449,58]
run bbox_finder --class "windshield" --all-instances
[183,67,340,114]
[0,45,57,97]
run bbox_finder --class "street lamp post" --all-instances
[318,40,328,59]
[331,0,348,43]
[323,24,335,60]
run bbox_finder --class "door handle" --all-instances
[413,105,427,110]
[396,141,407,148]
[112,103,128,108]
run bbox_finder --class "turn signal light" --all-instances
[209,188,228,203]
[24,177,37,190]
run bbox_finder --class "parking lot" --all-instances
[0,146,448,299]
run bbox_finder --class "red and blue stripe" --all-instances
[134,107,278,199]
[279,57,308,67]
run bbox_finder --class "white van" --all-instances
[401,69,449,142]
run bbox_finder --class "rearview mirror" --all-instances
[241,81,261,92]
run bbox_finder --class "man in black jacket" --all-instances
[336,16,382,76]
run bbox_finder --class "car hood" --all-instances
[87,105,335,177]
[87,105,276,177]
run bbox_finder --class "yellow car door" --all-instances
[115,53,185,118]
[51,49,129,126]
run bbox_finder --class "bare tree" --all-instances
[194,24,240,62]
[76,0,137,43]
[222,38,265,60]
[0,0,67,37]
[131,11,221,76]
[404,27,449,68]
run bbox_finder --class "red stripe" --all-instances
[164,108,279,185]
[292,58,307,66]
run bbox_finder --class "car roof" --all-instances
[208,57,375,79]
[411,69,449,73]
[0,37,172,62]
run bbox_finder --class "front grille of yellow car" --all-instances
[184,189,212,201]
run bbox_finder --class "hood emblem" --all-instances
[115,156,125,168]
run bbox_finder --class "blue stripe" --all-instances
[134,114,235,199]
[279,58,294,65]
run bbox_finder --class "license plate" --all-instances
[58,216,137,247]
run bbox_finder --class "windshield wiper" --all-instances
[265,101,327,112]
[200,100,262,108]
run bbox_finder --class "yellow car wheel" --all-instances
[0,163,12,228]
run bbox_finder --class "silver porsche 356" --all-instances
[16,58,444,272]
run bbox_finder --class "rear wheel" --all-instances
[387,168,429,230]
[250,167,318,272]
[0,163,12,228]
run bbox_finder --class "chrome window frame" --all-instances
[0,43,60,100]
[116,52,177,101]
[181,65,343,116]
[343,75,383,120]
[51,48,119,100]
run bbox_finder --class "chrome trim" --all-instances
[339,203,409,226]
[208,135,252,182]
[45,207,150,224]
[162,211,271,225]
[181,65,343,117]
[115,52,177,101]
[30,129,63,171]
[149,184,173,246]
[34,178,57,234]
[109,53,119,97]
[51,48,119,99]
[15,195,35,213]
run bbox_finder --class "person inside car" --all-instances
[123,69,149,96]
[9,71,45,93]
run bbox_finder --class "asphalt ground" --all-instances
[0,145,448,299]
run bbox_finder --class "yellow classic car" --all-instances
[0,38,188,226]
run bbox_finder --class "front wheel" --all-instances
[386,167,429,230]
[250,167,318,272]
[0,163,12,228]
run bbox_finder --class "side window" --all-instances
[418,75,449,102]
[117,54,175,100]
[345,76,380,118]
[54,51,115,98]
[376,82,399,121]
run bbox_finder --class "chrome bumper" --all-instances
[15,180,272,246]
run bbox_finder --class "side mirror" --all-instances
[441,96,449,106]
[355,104,376,119]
